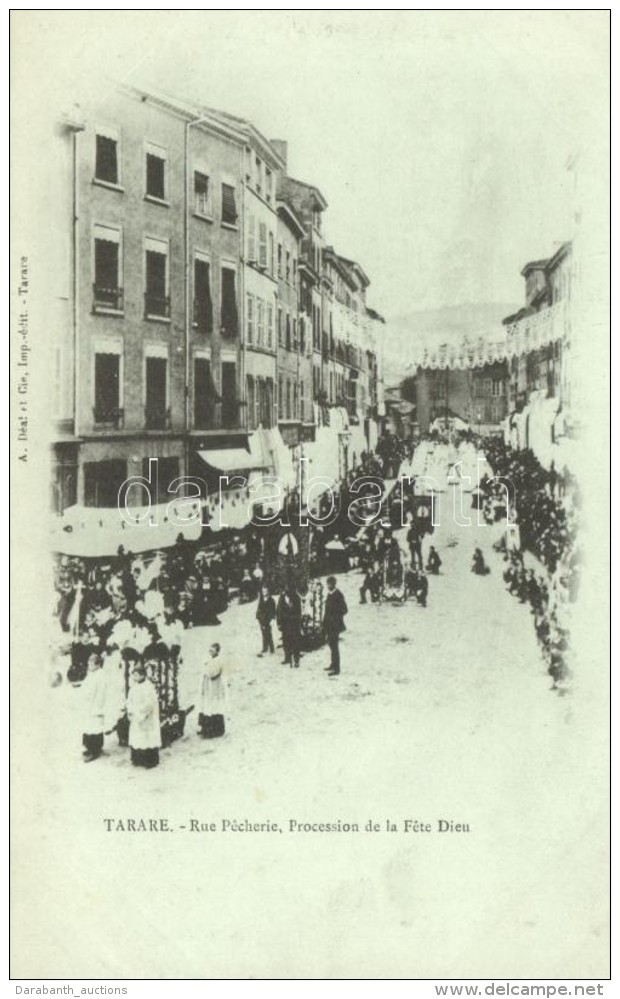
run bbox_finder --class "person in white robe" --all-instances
[126,664,161,768]
[197,644,228,740]
[81,653,108,762]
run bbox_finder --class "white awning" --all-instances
[197,447,266,474]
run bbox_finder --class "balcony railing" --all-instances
[93,284,123,312]
[93,406,124,429]
[145,406,171,431]
[144,293,171,319]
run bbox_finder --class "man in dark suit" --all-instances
[256,585,276,656]
[277,585,302,667]
[322,576,348,676]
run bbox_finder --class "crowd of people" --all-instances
[53,427,582,768]
[480,437,578,575]
[477,436,580,690]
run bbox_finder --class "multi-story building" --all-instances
[275,193,311,448]
[239,125,283,434]
[276,170,327,411]
[51,86,250,512]
[502,241,572,460]
[415,348,509,435]
[50,83,387,525]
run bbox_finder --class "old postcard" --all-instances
[10,10,610,982]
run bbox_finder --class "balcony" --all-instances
[93,406,124,430]
[145,406,171,431]
[144,293,171,320]
[93,284,123,313]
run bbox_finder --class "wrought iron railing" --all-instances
[93,406,124,429]
[93,284,123,312]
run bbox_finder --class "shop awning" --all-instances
[196,447,267,474]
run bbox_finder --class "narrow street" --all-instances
[30,488,606,979]
[48,491,557,803]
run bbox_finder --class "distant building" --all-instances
[414,345,508,436]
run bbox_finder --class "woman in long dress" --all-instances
[126,663,161,768]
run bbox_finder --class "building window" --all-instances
[194,356,218,430]
[255,157,263,197]
[94,351,122,426]
[286,314,291,352]
[257,298,265,348]
[292,318,297,351]
[265,167,272,203]
[285,250,291,283]
[267,303,274,350]
[221,267,238,336]
[299,316,305,355]
[144,237,170,318]
[278,375,283,419]
[145,356,168,429]
[278,307,283,347]
[95,130,119,185]
[286,379,292,420]
[265,377,274,429]
[300,380,305,422]
[93,224,122,311]
[258,223,268,269]
[255,377,263,429]
[145,143,166,201]
[277,243,283,278]
[247,215,256,262]
[246,293,254,345]
[269,232,275,275]
[246,375,255,431]
[221,361,237,428]
[194,256,213,332]
[221,184,237,226]
[84,459,127,508]
[194,171,211,216]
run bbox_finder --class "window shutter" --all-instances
[248,215,256,261]
[246,293,254,344]
[221,268,238,335]
[259,223,268,268]
[194,259,213,332]
[222,184,237,225]
[267,304,274,350]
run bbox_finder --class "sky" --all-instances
[13,10,609,326]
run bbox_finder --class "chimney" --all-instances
[271,139,288,170]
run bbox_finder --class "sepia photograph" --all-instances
[10,10,611,983]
